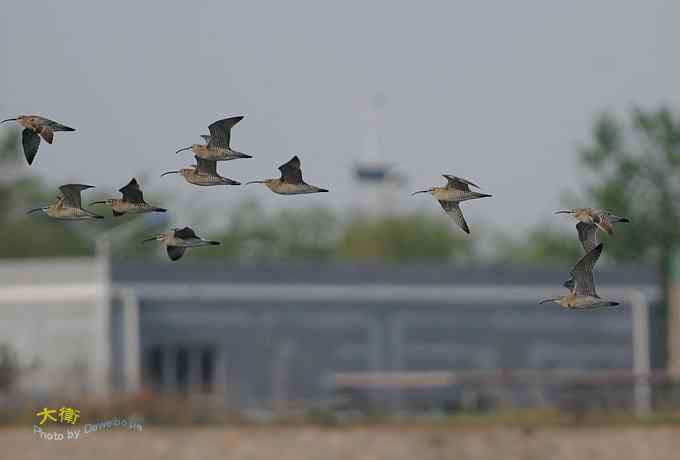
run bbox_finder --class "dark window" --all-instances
[201,347,216,393]
[176,347,189,392]
[148,346,163,390]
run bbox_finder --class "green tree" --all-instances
[577,107,680,266]
[337,213,471,263]
[577,106,680,365]
[0,343,19,393]
[207,200,338,261]
[0,130,93,258]
[493,225,582,265]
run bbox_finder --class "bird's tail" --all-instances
[461,192,492,201]
[153,207,168,213]
[53,123,75,132]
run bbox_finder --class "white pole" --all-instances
[119,288,141,393]
[631,290,652,417]
[94,236,112,398]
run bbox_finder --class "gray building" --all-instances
[0,257,661,413]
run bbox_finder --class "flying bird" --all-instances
[160,156,240,186]
[245,155,329,195]
[90,178,167,216]
[0,115,75,165]
[27,184,103,220]
[175,116,252,161]
[412,175,492,234]
[540,243,620,309]
[555,208,630,252]
[142,226,220,261]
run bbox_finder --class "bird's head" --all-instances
[175,145,201,154]
[141,234,167,244]
[90,199,113,206]
[26,206,48,216]
[160,168,193,178]
[411,187,435,196]
[0,115,22,125]
[245,179,276,188]
[539,297,561,305]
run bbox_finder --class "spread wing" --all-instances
[278,155,303,184]
[576,222,599,253]
[570,243,603,297]
[438,201,470,234]
[594,213,614,235]
[119,178,145,203]
[166,246,186,261]
[207,116,243,149]
[195,156,218,176]
[173,226,198,240]
[59,184,94,209]
[443,175,479,192]
[22,129,41,165]
[34,116,75,132]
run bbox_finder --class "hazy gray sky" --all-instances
[2,1,680,237]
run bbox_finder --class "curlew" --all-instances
[175,116,252,161]
[540,243,619,309]
[142,226,220,261]
[412,175,492,234]
[555,208,630,252]
[27,184,103,220]
[0,115,75,165]
[90,178,167,216]
[161,156,240,186]
[245,155,329,195]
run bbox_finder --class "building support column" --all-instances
[94,238,111,398]
[162,345,176,394]
[668,250,680,376]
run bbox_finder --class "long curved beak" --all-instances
[175,147,192,154]
[539,298,559,304]
[245,180,265,185]
[160,171,180,177]
[0,118,17,124]
[141,236,160,244]
[554,210,572,215]
[411,190,429,196]
[26,207,44,215]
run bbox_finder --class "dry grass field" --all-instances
[3,424,680,460]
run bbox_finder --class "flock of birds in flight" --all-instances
[1,114,631,308]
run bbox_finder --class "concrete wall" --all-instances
[0,258,110,397]
[138,298,636,411]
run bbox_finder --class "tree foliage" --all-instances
[493,226,581,265]
[0,130,92,258]
[206,200,338,261]
[578,107,680,272]
[337,213,471,262]
[204,202,470,263]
